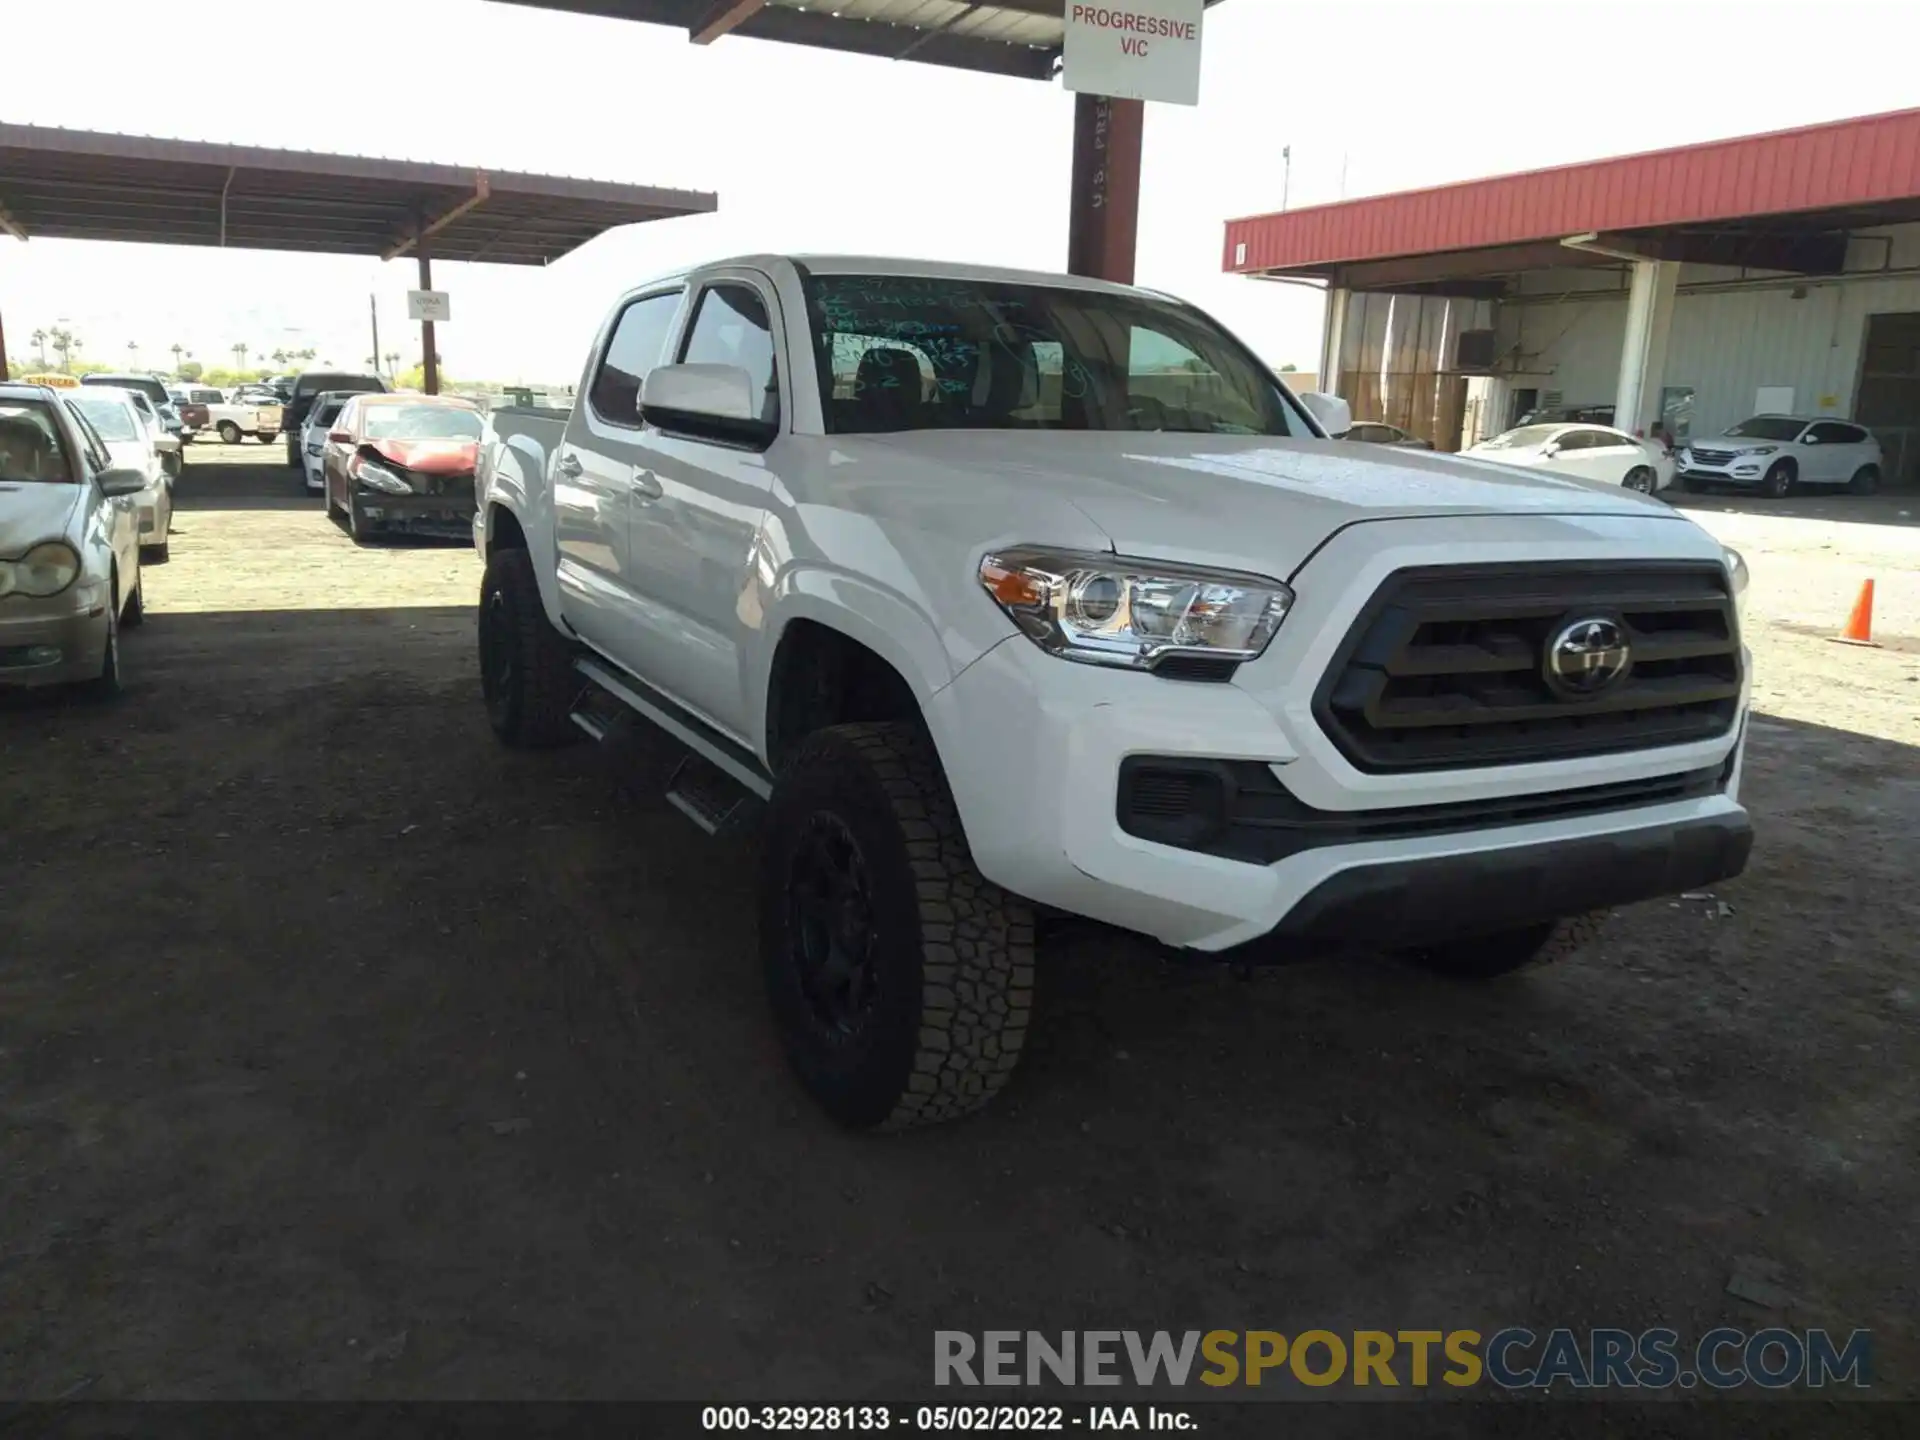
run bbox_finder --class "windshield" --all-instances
[1478,425,1564,450]
[362,404,482,440]
[804,273,1304,436]
[0,402,74,484]
[1724,417,1806,441]
[69,395,141,441]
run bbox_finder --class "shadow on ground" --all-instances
[3,608,1917,1404]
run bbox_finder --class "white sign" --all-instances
[1755,385,1794,415]
[408,289,451,323]
[1063,0,1205,106]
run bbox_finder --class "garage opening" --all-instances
[1859,312,1920,492]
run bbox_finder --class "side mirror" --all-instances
[641,363,776,447]
[98,465,147,497]
[328,430,352,444]
[1298,391,1352,438]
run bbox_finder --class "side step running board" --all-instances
[574,657,772,799]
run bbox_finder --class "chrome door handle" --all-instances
[555,453,583,479]
[633,469,663,500]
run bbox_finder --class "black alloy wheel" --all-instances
[787,812,883,1042]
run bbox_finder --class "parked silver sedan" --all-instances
[0,383,150,696]
[67,386,179,560]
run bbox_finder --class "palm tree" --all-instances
[383,351,399,378]
[271,348,289,368]
[170,342,185,373]
[128,339,141,369]
[49,327,75,370]
[30,329,47,367]
[232,342,249,371]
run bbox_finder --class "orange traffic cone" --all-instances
[1831,580,1881,648]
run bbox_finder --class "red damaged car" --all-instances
[321,394,484,543]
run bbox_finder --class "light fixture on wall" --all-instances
[1790,284,1809,300]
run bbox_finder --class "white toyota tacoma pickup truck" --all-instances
[472,255,1753,1131]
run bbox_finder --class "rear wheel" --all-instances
[1403,911,1608,980]
[216,421,241,445]
[1849,464,1880,496]
[81,589,123,700]
[759,722,1035,1130]
[1761,460,1796,498]
[478,545,580,749]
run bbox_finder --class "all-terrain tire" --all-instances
[1403,910,1610,980]
[759,722,1035,1131]
[478,545,579,749]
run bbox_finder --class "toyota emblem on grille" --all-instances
[1546,616,1631,696]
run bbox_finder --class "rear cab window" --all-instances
[589,290,685,426]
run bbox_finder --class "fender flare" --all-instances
[750,570,959,758]
[480,435,565,631]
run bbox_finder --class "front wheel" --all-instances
[217,421,242,445]
[759,722,1035,1130]
[1623,465,1656,494]
[1849,464,1880,496]
[1402,911,1609,980]
[346,493,374,544]
[81,595,123,701]
[478,545,579,749]
[1761,460,1796,498]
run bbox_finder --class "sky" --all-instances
[3,0,1915,387]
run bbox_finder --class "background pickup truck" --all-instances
[195,390,282,445]
[472,253,1754,1131]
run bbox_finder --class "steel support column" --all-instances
[1317,285,1350,398]
[418,237,438,396]
[0,305,9,380]
[1614,258,1679,437]
[1066,93,1142,284]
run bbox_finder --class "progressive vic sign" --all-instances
[1063,1,1205,106]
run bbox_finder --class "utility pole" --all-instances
[1281,146,1292,211]
[369,293,382,381]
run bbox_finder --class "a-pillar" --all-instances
[1317,285,1350,397]
[1066,94,1143,284]
[1614,258,1678,437]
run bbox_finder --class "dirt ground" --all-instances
[4,447,1918,1416]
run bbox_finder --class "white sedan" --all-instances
[1464,423,1672,494]
[67,387,179,560]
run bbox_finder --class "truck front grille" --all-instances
[1315,562,1742,773]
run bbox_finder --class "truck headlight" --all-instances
[979,547,1292,671]
[1724,546,1749,616]
[1,541,83,598]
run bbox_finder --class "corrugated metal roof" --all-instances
[493,1,1226,79]
[1225,107,1920,276]
[0,123,715,264]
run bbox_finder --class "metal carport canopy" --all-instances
[0,122,716,265]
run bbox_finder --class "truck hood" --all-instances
[848,431,1680,577]
[0,482,84,551]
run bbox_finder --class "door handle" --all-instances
[632,468,663,501]
[555,452,583,479]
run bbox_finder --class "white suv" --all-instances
[1676,416,1883,496]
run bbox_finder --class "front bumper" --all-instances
[0,590,111,688]
[1677,456,1770,486]
[353,488,477,537]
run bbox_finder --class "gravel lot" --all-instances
[4,448,1917,1416]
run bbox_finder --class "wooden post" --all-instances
[417,232,438,396]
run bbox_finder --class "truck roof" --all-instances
[640,253,1173,303]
